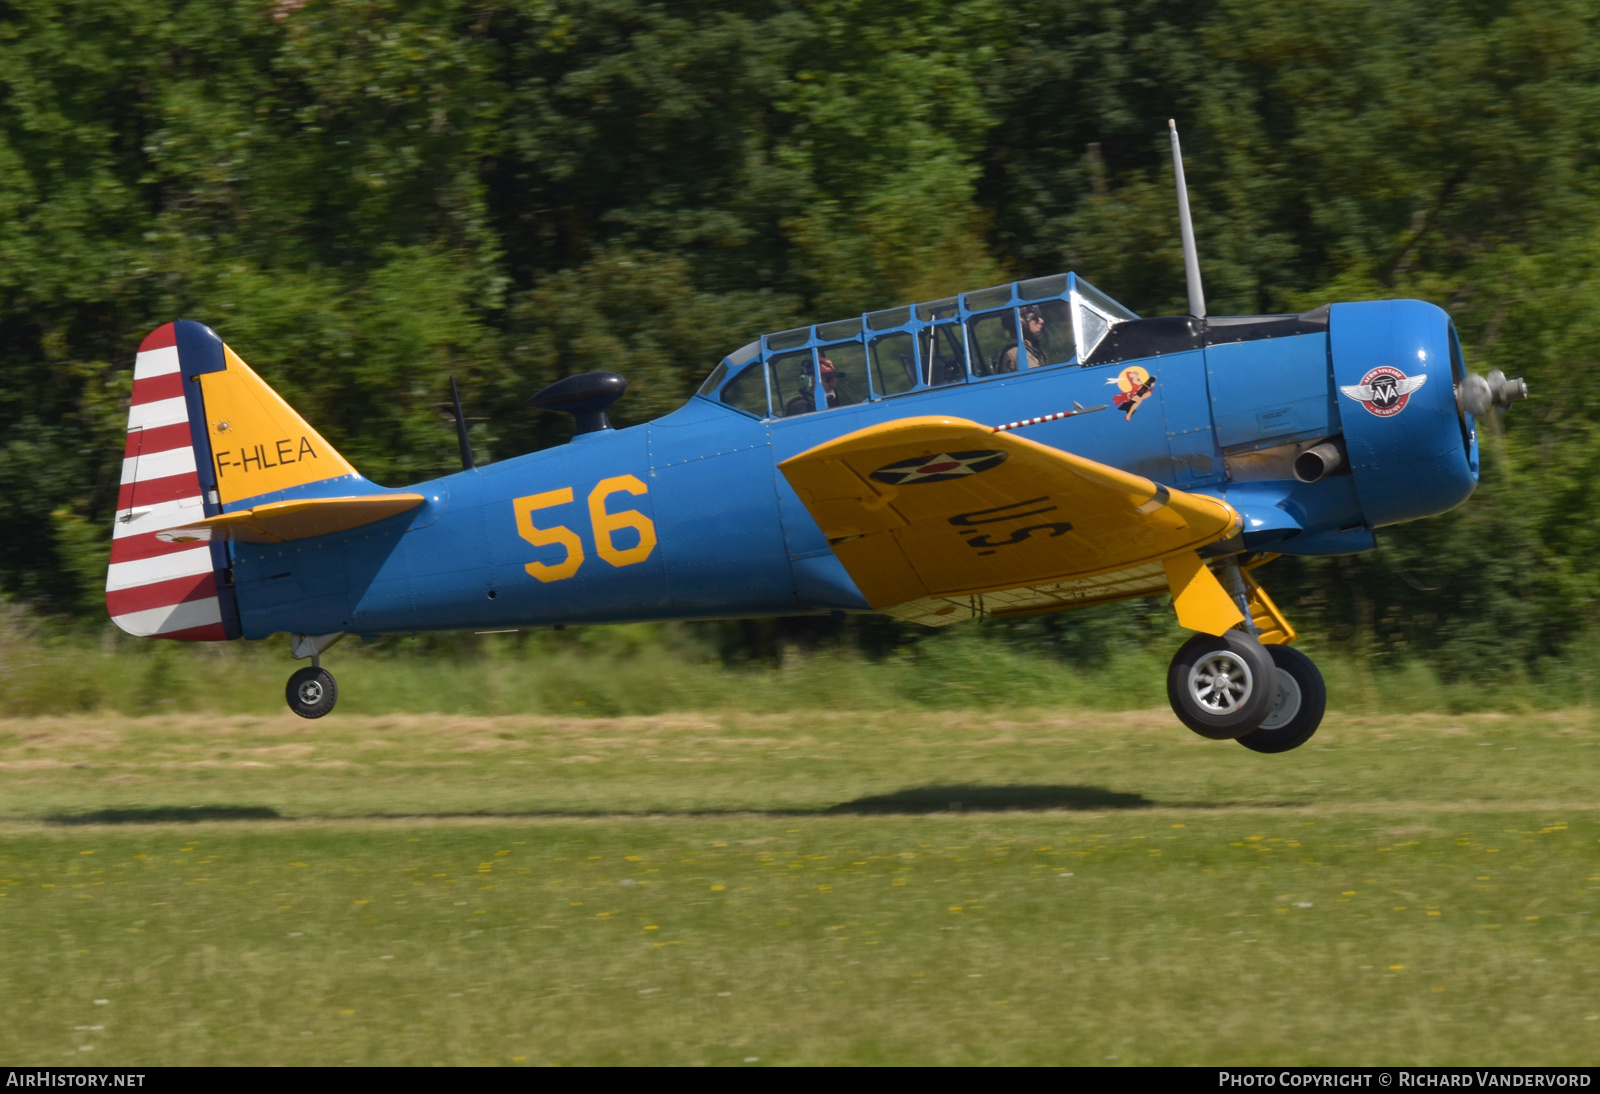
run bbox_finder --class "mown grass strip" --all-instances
[2,710,1596,1063]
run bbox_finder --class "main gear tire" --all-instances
[1167,631,1277,740]
[286,666,338,719]
[1235,645,1326,754]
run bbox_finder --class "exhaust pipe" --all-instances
[1294,440,1346,483]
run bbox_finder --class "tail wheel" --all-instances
[1236,645,1326,754]
[1167,631,1277,739]
[286,666,338,719]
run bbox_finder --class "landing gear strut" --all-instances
[285,632,344,719]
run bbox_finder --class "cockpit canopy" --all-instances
[696,272,1138,420]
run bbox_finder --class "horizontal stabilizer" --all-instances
[155,494,424,545]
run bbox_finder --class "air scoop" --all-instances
[1456,369,1529,417]
[528,371,628,435]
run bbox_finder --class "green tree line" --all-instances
[2,0,1597,677]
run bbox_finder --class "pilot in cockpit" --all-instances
[998,306,1048,372]
[784,352,841,416]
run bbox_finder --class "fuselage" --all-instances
[220,297,1479,639]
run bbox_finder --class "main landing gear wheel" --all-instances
[1235,644,1326,754]
[286,666,338,719]
[1167,631,1277,740]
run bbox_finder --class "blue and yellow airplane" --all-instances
[105,124,1526,752]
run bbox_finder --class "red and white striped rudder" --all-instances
[105,323,231,640]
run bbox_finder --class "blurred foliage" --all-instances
[2,0,1598,679]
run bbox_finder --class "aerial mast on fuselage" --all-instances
[1169,118,1206,320]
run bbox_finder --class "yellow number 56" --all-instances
[512,475,657,583]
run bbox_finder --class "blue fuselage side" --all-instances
[225,299,1478,638]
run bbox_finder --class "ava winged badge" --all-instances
[1340,366,1427,417]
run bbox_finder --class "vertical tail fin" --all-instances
[107,323,228,639]
[107,321,358,640]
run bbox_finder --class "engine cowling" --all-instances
[1329,300,1479,528]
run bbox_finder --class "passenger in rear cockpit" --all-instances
[998,306,1048,372]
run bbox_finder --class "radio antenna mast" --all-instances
[449,375,476,470]
[1169,119,1206,320]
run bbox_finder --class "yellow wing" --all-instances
[778,416,1245,633]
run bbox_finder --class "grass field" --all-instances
[9,610,1596,719]
[1,706,1598,1065]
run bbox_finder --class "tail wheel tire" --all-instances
[286,666,338,719]
[1167,631,1278,740]
[1236,645,1326,754]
